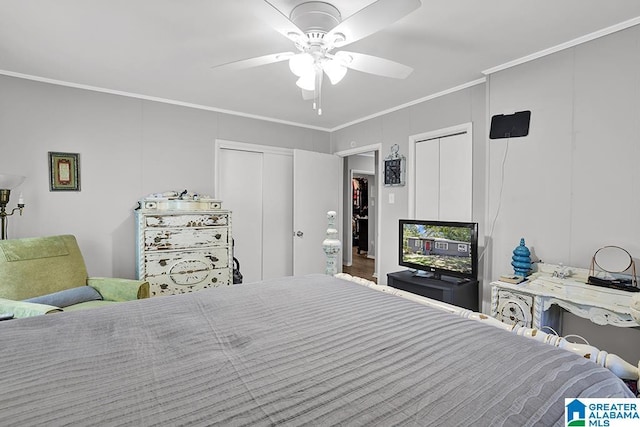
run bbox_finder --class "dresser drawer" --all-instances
[144,227,229,251]
[147,268,231,297]
[143,213,229,228]
[143,248,230,277]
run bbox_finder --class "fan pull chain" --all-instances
[316,68,322,115]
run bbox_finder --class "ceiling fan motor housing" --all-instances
[290,2,341,36]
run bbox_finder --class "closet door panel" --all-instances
[218,149,263,283]
[415,140,440,219]
[262,152,293,279]
[439,133,472,221]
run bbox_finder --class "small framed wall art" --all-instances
[49,151,80,191]
[384,144,405,186]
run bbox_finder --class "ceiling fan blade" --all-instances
[251,0,305,43]
[211,52,294,71]
[338,51,413,79]
[327,0,421,47]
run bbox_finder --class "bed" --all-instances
[0,273,635,426]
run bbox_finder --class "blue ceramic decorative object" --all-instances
[512,238,531,277]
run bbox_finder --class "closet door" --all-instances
[262,152,293,279]
[439,133,472,220]
[217,144,340,280]
[217,148,294,283]
[218,149,264,283]
[293,149,342,275]
[415,140,439,219]
[414,132,472,221]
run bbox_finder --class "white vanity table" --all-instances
[490,263,640,333]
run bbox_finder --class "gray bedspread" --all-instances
[0,274,633,426]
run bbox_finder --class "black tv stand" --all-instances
[387,270,478,311]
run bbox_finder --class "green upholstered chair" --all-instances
[0,235,149,318]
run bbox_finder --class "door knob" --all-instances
[295,231,304,237]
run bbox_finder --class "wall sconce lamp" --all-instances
[0,174,26,240]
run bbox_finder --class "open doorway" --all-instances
[347,170,376,281]
[352,173,371,256]
[336,145,380,283]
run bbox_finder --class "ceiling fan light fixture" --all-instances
[296,72,315,91]
[289,53,314,77]
[322,58,347,85]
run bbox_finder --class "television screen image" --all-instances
[399,219,478,282]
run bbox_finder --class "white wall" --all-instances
[0,75,330,279]
[486,25,640,362]
[486,26,640,278]
[331,85,487,289]
[348,153,375,173]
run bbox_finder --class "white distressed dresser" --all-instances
[135,198,233,297]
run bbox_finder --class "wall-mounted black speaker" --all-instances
[489,110,531,139]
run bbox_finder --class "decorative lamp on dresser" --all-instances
[135,195,232,297]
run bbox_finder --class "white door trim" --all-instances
[407,123,473,219]
[335,143,382,279]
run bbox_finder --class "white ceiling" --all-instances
[1,0,640,131]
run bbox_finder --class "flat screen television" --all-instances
[399,219,478,283]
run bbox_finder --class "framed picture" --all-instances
[383,144,405,187]
[49,152,80,191]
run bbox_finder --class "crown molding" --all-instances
[483,16,640,75]
[0,69,332,132]
[329,78,487,132]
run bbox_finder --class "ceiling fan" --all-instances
[212,0,422,115]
